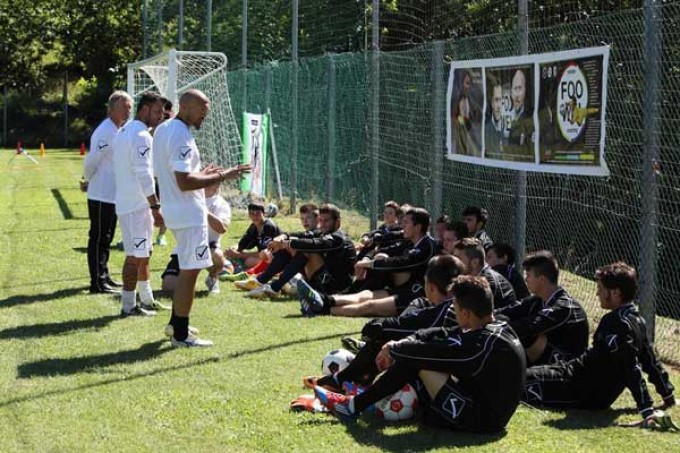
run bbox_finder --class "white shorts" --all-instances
[172,225,211,270]
[119,208,154,258]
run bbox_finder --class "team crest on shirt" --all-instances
[411,283,423,294]
[137,146,151,159]
[133,237,147,250]
[442,393,466,419]
[195,245,210,260]
[525,383,543,402]
[605,334,619,352]
[178,146,193,161]
[98,139,108,150]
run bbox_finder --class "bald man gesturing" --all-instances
[154,89,250,347]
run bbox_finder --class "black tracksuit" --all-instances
[237,219,281,251]
[492,263,529,300]
[522,303,675,417]
[480,265,517,309]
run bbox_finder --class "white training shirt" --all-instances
[113,119,156,215]
[83,117,118,203]
[206,195,232,246]
[153,118,207,229]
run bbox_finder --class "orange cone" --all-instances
[40,142,46,158]
[80,142,86,156]
[16,140,22,154]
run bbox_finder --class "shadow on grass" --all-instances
[542,407,637,430]
[72,247,88,253]
[50,188,87,220]
[0,287,89,309]
[0,315,120,340]
[17,340,170,378]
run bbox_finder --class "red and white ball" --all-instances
[375,383,419,421]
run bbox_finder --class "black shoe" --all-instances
[90,282,121,294]
[104,277,122,288]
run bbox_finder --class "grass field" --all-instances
[0,148,678,452]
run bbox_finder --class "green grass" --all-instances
[0,148,678,452]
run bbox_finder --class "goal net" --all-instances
[127,50,242,170]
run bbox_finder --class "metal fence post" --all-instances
[142,0,148,58]
[515,0,529,266]
[178,0,184,50]
[639,0,663,342]
[206,0,212,51]
[327,54,336,201]
[431,41,444,224]
[2,86,7,147]
[370,0,380,229]
[158,0,163,52]
[242,0,248,119]
[291,0,299,212]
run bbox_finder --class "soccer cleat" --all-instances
[140,300,171,311]
[245,284,279,299]
[314,386,358,422]
[164,324,199,338]
[155,235,168,246]
[205,275,220,294]
[170,335,214,348]
[290,394,329,413]
[220,271,249,282]
[341,336,366,354]
[234,277,262,291]
[302,376,342,392]
[120,306,157,318]
[297,279,324,317]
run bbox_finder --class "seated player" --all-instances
[497,250,589,365]
[315,276,527,433]
[462,206,493,250]
[225,202,281,269]
[487,242,529,299]
[432,214,450,254]
[226,203,319,283]
[441,220,470,256]
[298,207,436,318]
[236,203,320,297]
[305,255,466,392]
[357,200,403,260]
[161,181,232,294]
[247,203,356,299]
[523,262,676,427]
[451,238,517,309]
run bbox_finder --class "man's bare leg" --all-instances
[332,290,390,306]
[330,295,398,317]
[419,370,451,400]
[173,268,200,317]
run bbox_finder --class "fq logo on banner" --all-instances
[446,46,610,177]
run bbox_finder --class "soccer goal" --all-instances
[127,49,242,169]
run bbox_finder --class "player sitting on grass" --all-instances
[315,276,526,433]
[496,250,589,365]
[304,255,466,392]
[242,203,356,299]
[225,202,281,270]
[441,220,470,256]
[356,200,403,261]
[226,203,319,284]
[486,242,529,299]
[161,181,231,294]
[462,205,493,250]
[451,238,517,309]
[522,262,677,430]
[298,207,436,318]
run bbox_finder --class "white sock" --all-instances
[137,280,154,304]
[122,290,137,312]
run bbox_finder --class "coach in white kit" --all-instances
[153,89,250,348]
[113,91,167,317]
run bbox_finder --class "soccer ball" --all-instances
[265,203,279,218]
[321,348,355,375]
[375,383,418,421]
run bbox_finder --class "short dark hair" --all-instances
[445,221,469,242]
[425,255,466,295]
[451,275,494,317]
[488,242,517,265]
[161,97,173,111]
[461,206,489,227]
[319,203,341,221]
[136,91,163,114]
[595,262,638,302]
[453,237,485,265]
[247,202,265,213]
[436,214,450,224]
[384,200,401,216]
[405,207,430,232]
[522,250,559,284]
[299,203,318,216]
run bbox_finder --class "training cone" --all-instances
[16,140,22,154]
[40,142,45,158]
[80,142,86,156]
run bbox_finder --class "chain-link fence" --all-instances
[144,0,680,364]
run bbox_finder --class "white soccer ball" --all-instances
[321,348,355,375]
[265,203,279,218]
[375,383,419,421]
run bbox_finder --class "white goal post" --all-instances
[127,49,242,170]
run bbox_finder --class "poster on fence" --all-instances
[446,46,610,176]
[241,112,270,196]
